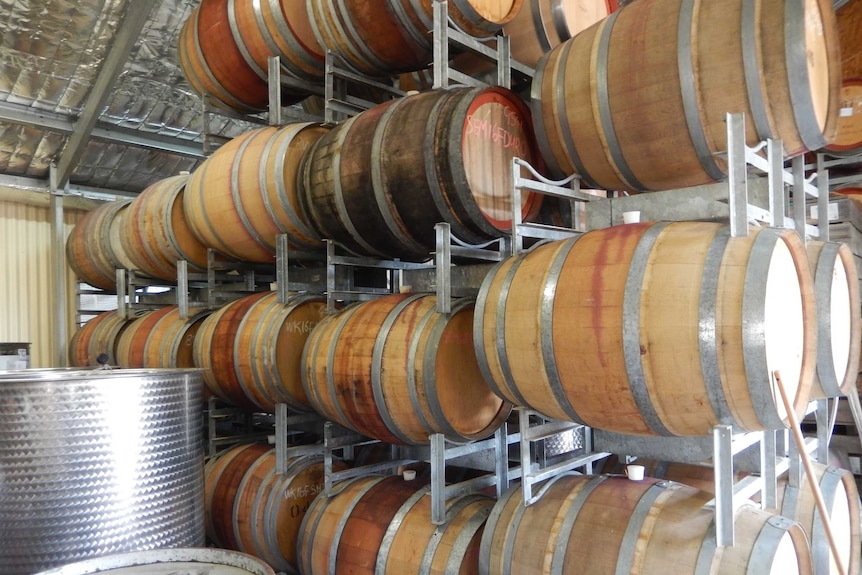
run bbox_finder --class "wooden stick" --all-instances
[774,370,847,575]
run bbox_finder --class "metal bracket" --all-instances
[517,408,610,506]
[510,157,595,255]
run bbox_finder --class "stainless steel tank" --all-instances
[0,368,205,574]
[34,548,275,575]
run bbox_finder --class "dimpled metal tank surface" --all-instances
[0,368,206,575]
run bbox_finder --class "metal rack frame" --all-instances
[431,0,533,90]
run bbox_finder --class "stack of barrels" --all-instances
[64,0,862,573]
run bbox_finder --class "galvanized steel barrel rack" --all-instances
[428,0,534,92]
[314,407,609,525]
[814,151,862,192]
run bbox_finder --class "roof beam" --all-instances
[0,100,205,159]
[53,1,159,188]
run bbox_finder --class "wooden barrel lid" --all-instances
[461,88,539,229]
[805,0,832,134]
[826,79,862,152]
[763,237,807,422]
[559,0,617,37]
[466,0,522,25]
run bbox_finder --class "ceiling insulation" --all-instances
[0,0,261,194]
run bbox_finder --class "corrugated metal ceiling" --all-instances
[0,0,260,194]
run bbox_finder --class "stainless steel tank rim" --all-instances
[0,367,204,382]
[34,548,276,575]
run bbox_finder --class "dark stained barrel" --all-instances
[302,87,542,260]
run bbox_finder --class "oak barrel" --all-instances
[115,307,177,368]
[302,87,541,260]
[68,310,134,367]
[139,306,208,368]
[532,0,841,191]
[66,200,133,291]
[824,79,862,156]
[807,241,861,398]
[194,292,327,412]
[775,463,861,575]
[480,473,813,575]
[308,0,522,76]
[178,0,305,112]
[204,444,338,573]
[227,0,324,83]
[184,123,328,263]
[120,175,208,281]
[621,458,860,575]
[303,294,511,445]
[298,475,494,575]
[837,0,862,79]
[474,222,816,436]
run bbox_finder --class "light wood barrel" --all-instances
[480,473,813,575]
[141,306,208,368]
[624,459,860,575]
[178,0,268,112]
[302,87,541,260]
[68,310,134,367]
[504,0,618,67]
[824,79,862,156]
[228,0,325,83]
[837,0,862,79]
[532,0,841,191]
[298,475,493,575]
[204,444,338,573]
[120,175,208,281]
[807,241,861,398]
[303,294,511,445]
[475,222,816,436]
[66,200,133,291]
[308,0,522,76]
[184,123,328,263]
[115,307,177,368]
[776,463,861,575]
[194,292,327,412]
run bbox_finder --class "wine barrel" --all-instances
[298,475,494,575]
[194,292,327,412]
[227,0,324,82]
[775,463,861,575]
[66,200,133,291]
[497,0,620,68]
[115,307,178,368]
[184,123,328,263]
[620,458,860,575]
[68,310,134,367]
[824,79,862,156]
[120,175,208,281]
[837,0,862,79]
[532,0,841,191]
[302,87,541,260]
[141,306,209,368]
[807,241,861,398]
[204,444,339,573]
[303,294,511,445]
[308,0,522,76]
[204,443,272,548]
[480,474,813,575]
[475,222,816,436]
[178,0,307,112]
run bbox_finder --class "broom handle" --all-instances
[774,370,846,575]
